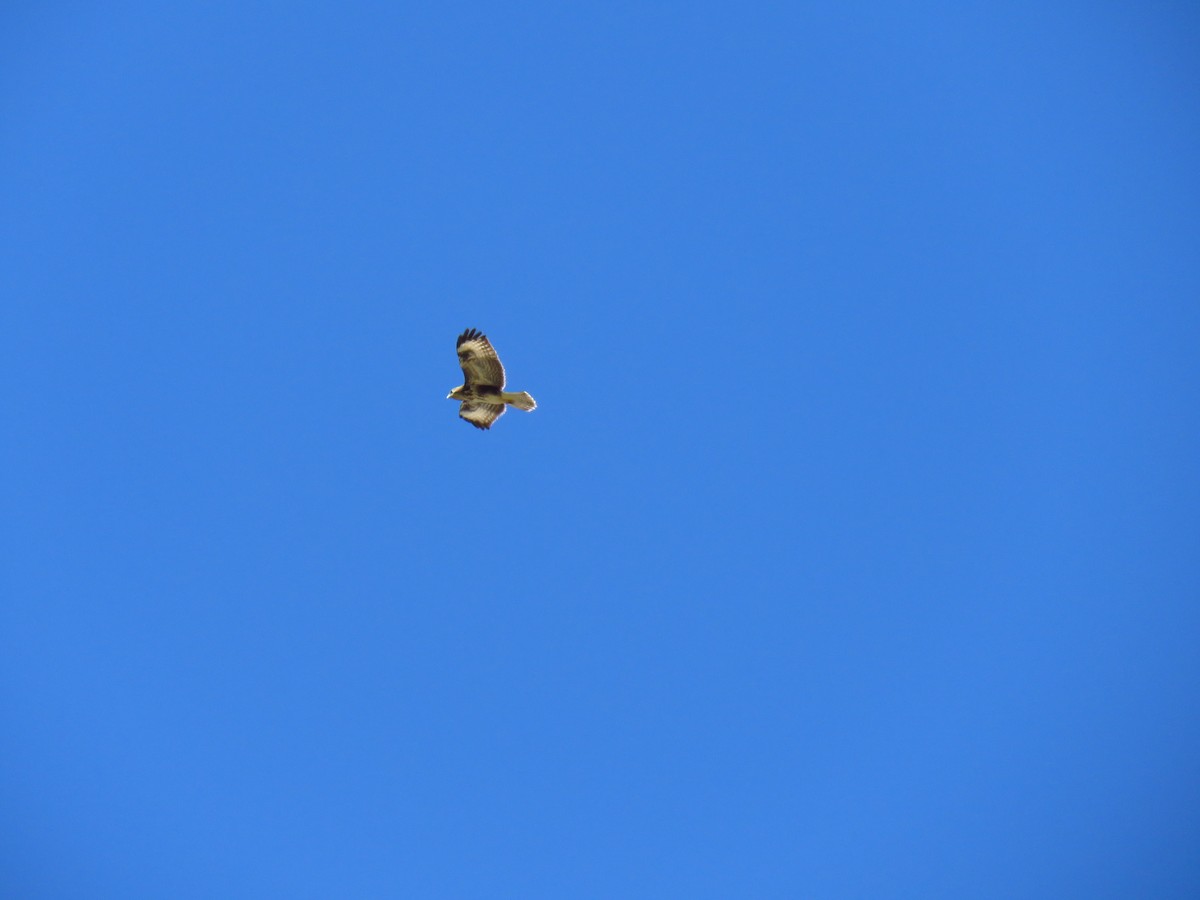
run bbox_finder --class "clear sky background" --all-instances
[3,3,1198,897]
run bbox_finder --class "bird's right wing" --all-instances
[458,401,506,430]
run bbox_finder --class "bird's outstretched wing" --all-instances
[456,328,506,388]
[458,400,506,430]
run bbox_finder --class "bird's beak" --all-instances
[446,391,454,399]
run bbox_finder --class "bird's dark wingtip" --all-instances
[457,327,483,347]
[459,412,490,430]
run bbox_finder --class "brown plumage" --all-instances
[447,328,537,429]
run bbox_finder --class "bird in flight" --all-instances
[447,328,537,429]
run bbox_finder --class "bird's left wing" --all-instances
[456,328,506,387]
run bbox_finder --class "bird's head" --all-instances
[447,385,466,400]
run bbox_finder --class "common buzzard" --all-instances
[447,328,537,429]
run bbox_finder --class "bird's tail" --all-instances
[502,391,537,411]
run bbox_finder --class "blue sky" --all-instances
[3,3,1198,897]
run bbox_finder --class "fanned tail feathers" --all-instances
[502,391,537,411]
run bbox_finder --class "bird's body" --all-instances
[447,328,537,429]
